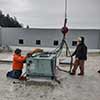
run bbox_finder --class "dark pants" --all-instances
[72,59,85,74]
[6,70,22,79]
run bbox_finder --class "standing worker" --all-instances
[70,36,87,76]
[6,48,43,79]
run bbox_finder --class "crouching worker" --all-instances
[6,48,43,79]
[70,36,87,76]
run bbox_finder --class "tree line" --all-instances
[0,10,22,28]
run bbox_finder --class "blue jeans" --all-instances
[6,70,22,79]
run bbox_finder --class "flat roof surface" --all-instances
[0,52,100,100]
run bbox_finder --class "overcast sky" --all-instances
[0,0,100,28]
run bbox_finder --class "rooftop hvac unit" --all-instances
[26,53,56,80]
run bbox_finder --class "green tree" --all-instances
[0,10,22,27]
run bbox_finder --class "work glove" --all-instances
[27,52,32,57]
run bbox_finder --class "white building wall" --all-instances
[1,28,62,47]
[1,28,100,49]
[67,29,100,49]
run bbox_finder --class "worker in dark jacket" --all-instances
[70,36,87,75]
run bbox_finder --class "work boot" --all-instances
[78,73,84,76]
[70,72,75,75]
[19,76,27,81]
[98,70,100,73]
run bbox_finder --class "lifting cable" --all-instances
[53,0,73,73]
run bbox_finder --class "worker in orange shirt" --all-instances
[6,48,43,79]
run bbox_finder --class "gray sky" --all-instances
[0,0,100,28]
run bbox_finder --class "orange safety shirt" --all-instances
[12,53,27,70]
